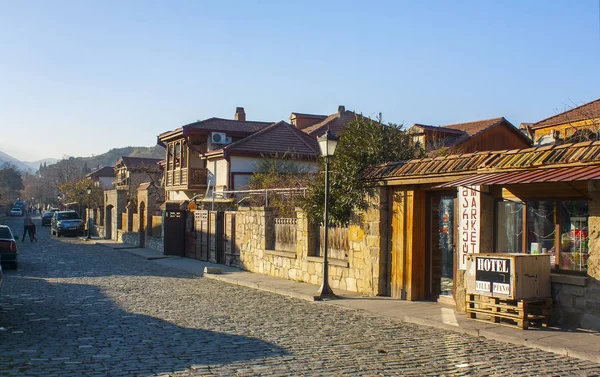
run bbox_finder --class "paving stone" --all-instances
[0,216,599,376]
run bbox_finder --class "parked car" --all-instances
[0,263,3,290]
[0,225,18,269]
[51,211,84,237]
[10,208,23,217]
[13,201,26,213]
[41,211,54,226]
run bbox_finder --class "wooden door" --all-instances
[184,211,196,259]
[391,190,406,299]
[390,188,426,300]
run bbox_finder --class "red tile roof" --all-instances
[184,117,272,134]
[410,117,530,152]
[301,110,366,137]
[410,124,464,135]
[85,166,115,178]
[531,98,600,129]
[116,157,163,169]
[443,117,506,137]
[207,121,320,159]
[364,141,600,181]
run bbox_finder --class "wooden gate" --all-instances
[184,211,196,259]
[390,188,426,300]
[215,211,225,264]
[195,210,209,261]
[164,210,185,256]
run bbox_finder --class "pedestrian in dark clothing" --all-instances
[29,223,38,242]
[22,213,34,242]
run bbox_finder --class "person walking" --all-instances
[22,213,34,242]
[29,222,38,242]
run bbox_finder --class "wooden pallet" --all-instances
[466,294,552,330]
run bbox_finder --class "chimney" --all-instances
[235,107,246,121]
[338,105,345,116]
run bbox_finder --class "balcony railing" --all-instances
[113,177,128,188]
[165,168,208,189]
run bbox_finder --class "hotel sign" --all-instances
[475,257,511,295]
[458,186,480,270]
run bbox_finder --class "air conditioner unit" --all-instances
[211,132,227,144]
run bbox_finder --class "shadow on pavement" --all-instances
[1,217,195,280]
[0,277,286,375]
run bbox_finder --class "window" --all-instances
[559,200,588,272]
[526,200,555,254]
[168,144,174,170]
[495,199,589,273]
[175,143,181,169]
[495,200,523,253]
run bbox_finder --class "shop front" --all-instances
[370,142,600,330]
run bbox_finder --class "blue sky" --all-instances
[1,0,599,161]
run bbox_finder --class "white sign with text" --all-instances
[458,185,480,270]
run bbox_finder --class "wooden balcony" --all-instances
[165,168,208,190]
[113,178,128,189]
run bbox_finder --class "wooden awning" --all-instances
[433,165,600,188]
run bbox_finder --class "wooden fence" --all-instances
[319,225,349,260]
[274,218,297,252]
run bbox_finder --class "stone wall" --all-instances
[96,225,106,239]
[551,274,600,330]
[146,236,164,254]
[233,189,386,296]
[121,231,139,247]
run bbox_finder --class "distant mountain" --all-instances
[0,145,165,173]
[80,145,165,169]
[22,158,60,171]
[0,150,33,172]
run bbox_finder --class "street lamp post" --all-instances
[86,186,92,240]
[316,129,339,300]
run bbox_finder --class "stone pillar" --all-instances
[263,207,278,251]
[209,211,218,263]
[372,187,388,296]
[587,181,600,280]
[224,211,238,266]
[126,202,135,232]
[296,208,318,258]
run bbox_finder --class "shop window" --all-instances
[526,200,555,254]
[559,200,588,272]
[495,201,523,253]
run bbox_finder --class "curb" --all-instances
[203,274,317,302]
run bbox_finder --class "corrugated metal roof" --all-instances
[365,141,600,181]
[434,165,600,188]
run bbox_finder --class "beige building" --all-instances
[157,106,362,205]
[522,97,600,146]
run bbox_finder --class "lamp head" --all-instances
[317,130,339,157]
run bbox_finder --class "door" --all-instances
[184,211,197,259]
[196,210,209,261]
[427,194,456,300]
[164,210,185,256]
[215,211,225,264]
[105,205,113,240]
[139,202,146,248]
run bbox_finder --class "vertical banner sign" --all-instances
[458,185,480,270]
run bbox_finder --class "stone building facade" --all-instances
[227,188,388,296]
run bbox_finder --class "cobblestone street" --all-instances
[0,216,599,376]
